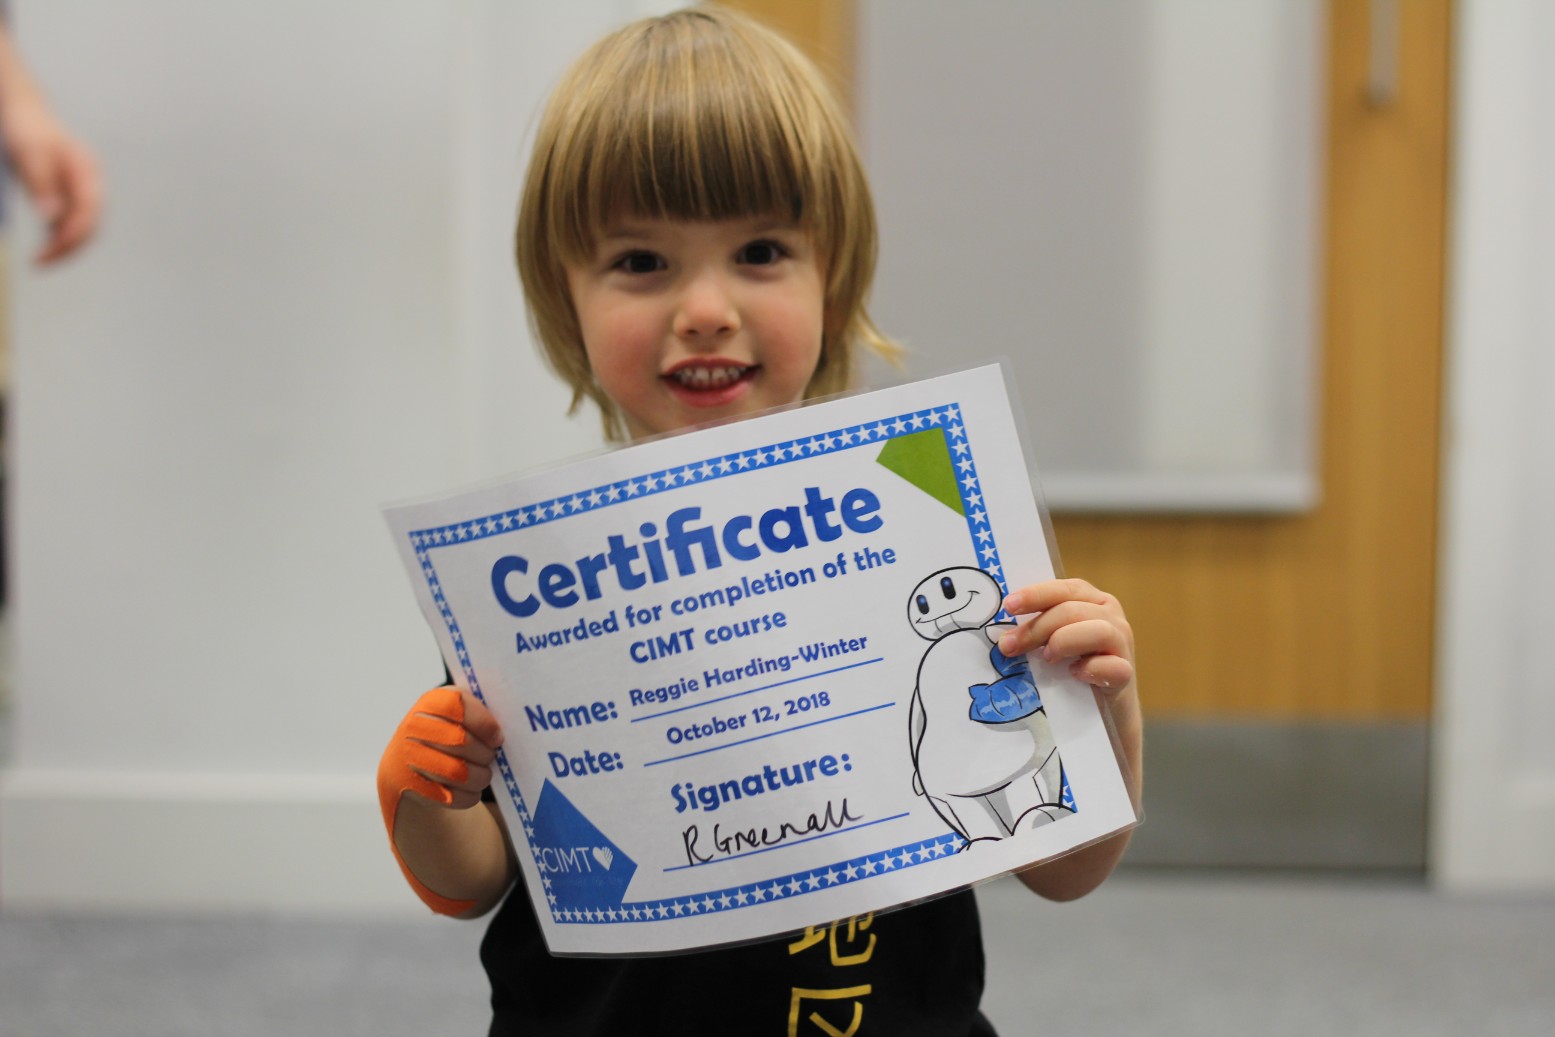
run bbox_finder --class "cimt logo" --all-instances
[537,845,615,874]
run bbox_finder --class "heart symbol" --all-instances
[592,846,614,870]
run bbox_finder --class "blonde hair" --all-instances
[516,5,899,441]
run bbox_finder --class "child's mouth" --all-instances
[665,364,754,389]
[662,362,758,406]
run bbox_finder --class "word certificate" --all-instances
[386,364,1138,955]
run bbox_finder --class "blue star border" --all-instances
[406,403,1062,925]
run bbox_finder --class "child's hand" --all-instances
[377,687,509,917]
[1000,578,1143,902]
[996,579,1136,692]
[377,686,504,820]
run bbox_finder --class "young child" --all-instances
[378,9,1143,1035]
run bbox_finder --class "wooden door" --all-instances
[728,0,1452,722]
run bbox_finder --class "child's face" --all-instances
[565,216,825,440]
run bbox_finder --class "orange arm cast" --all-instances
[377,687,478,916]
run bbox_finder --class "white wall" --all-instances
[0,1,678,912]
[1433,0,1555,890]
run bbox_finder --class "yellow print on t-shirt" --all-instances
[787,915,875,1036]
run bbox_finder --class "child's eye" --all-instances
[736,239,787,266]
[613,251,666,275]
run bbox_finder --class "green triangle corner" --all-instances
[875,428,965,515]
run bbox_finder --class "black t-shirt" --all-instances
[481,873,997,1036]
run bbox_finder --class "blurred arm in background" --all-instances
[0,23,101,265]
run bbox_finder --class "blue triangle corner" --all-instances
[530,779,638,910]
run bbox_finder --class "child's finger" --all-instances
[1001,574,1134,653]
[409,757,493,810]
[407,750,494,793]
[997,602,1129,658]
[409,685,464,724]
[414,733,497,769]
[401,707,465,750]
[1068,653,1136,691]
[459,690,506,751]
[403,686,503,752]
[1002,578,1115,617]
[398,765,454,806]
[1038,617,1132,664]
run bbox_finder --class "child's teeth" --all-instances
[676,367,744,388]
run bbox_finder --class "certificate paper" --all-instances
[385,364,1137,955]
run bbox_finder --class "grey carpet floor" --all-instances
[3,872,1552,1036]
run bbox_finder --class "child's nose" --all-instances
[672,273,740,340]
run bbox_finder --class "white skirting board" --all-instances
[1121,721,1428,872]
[0,769,427,915]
